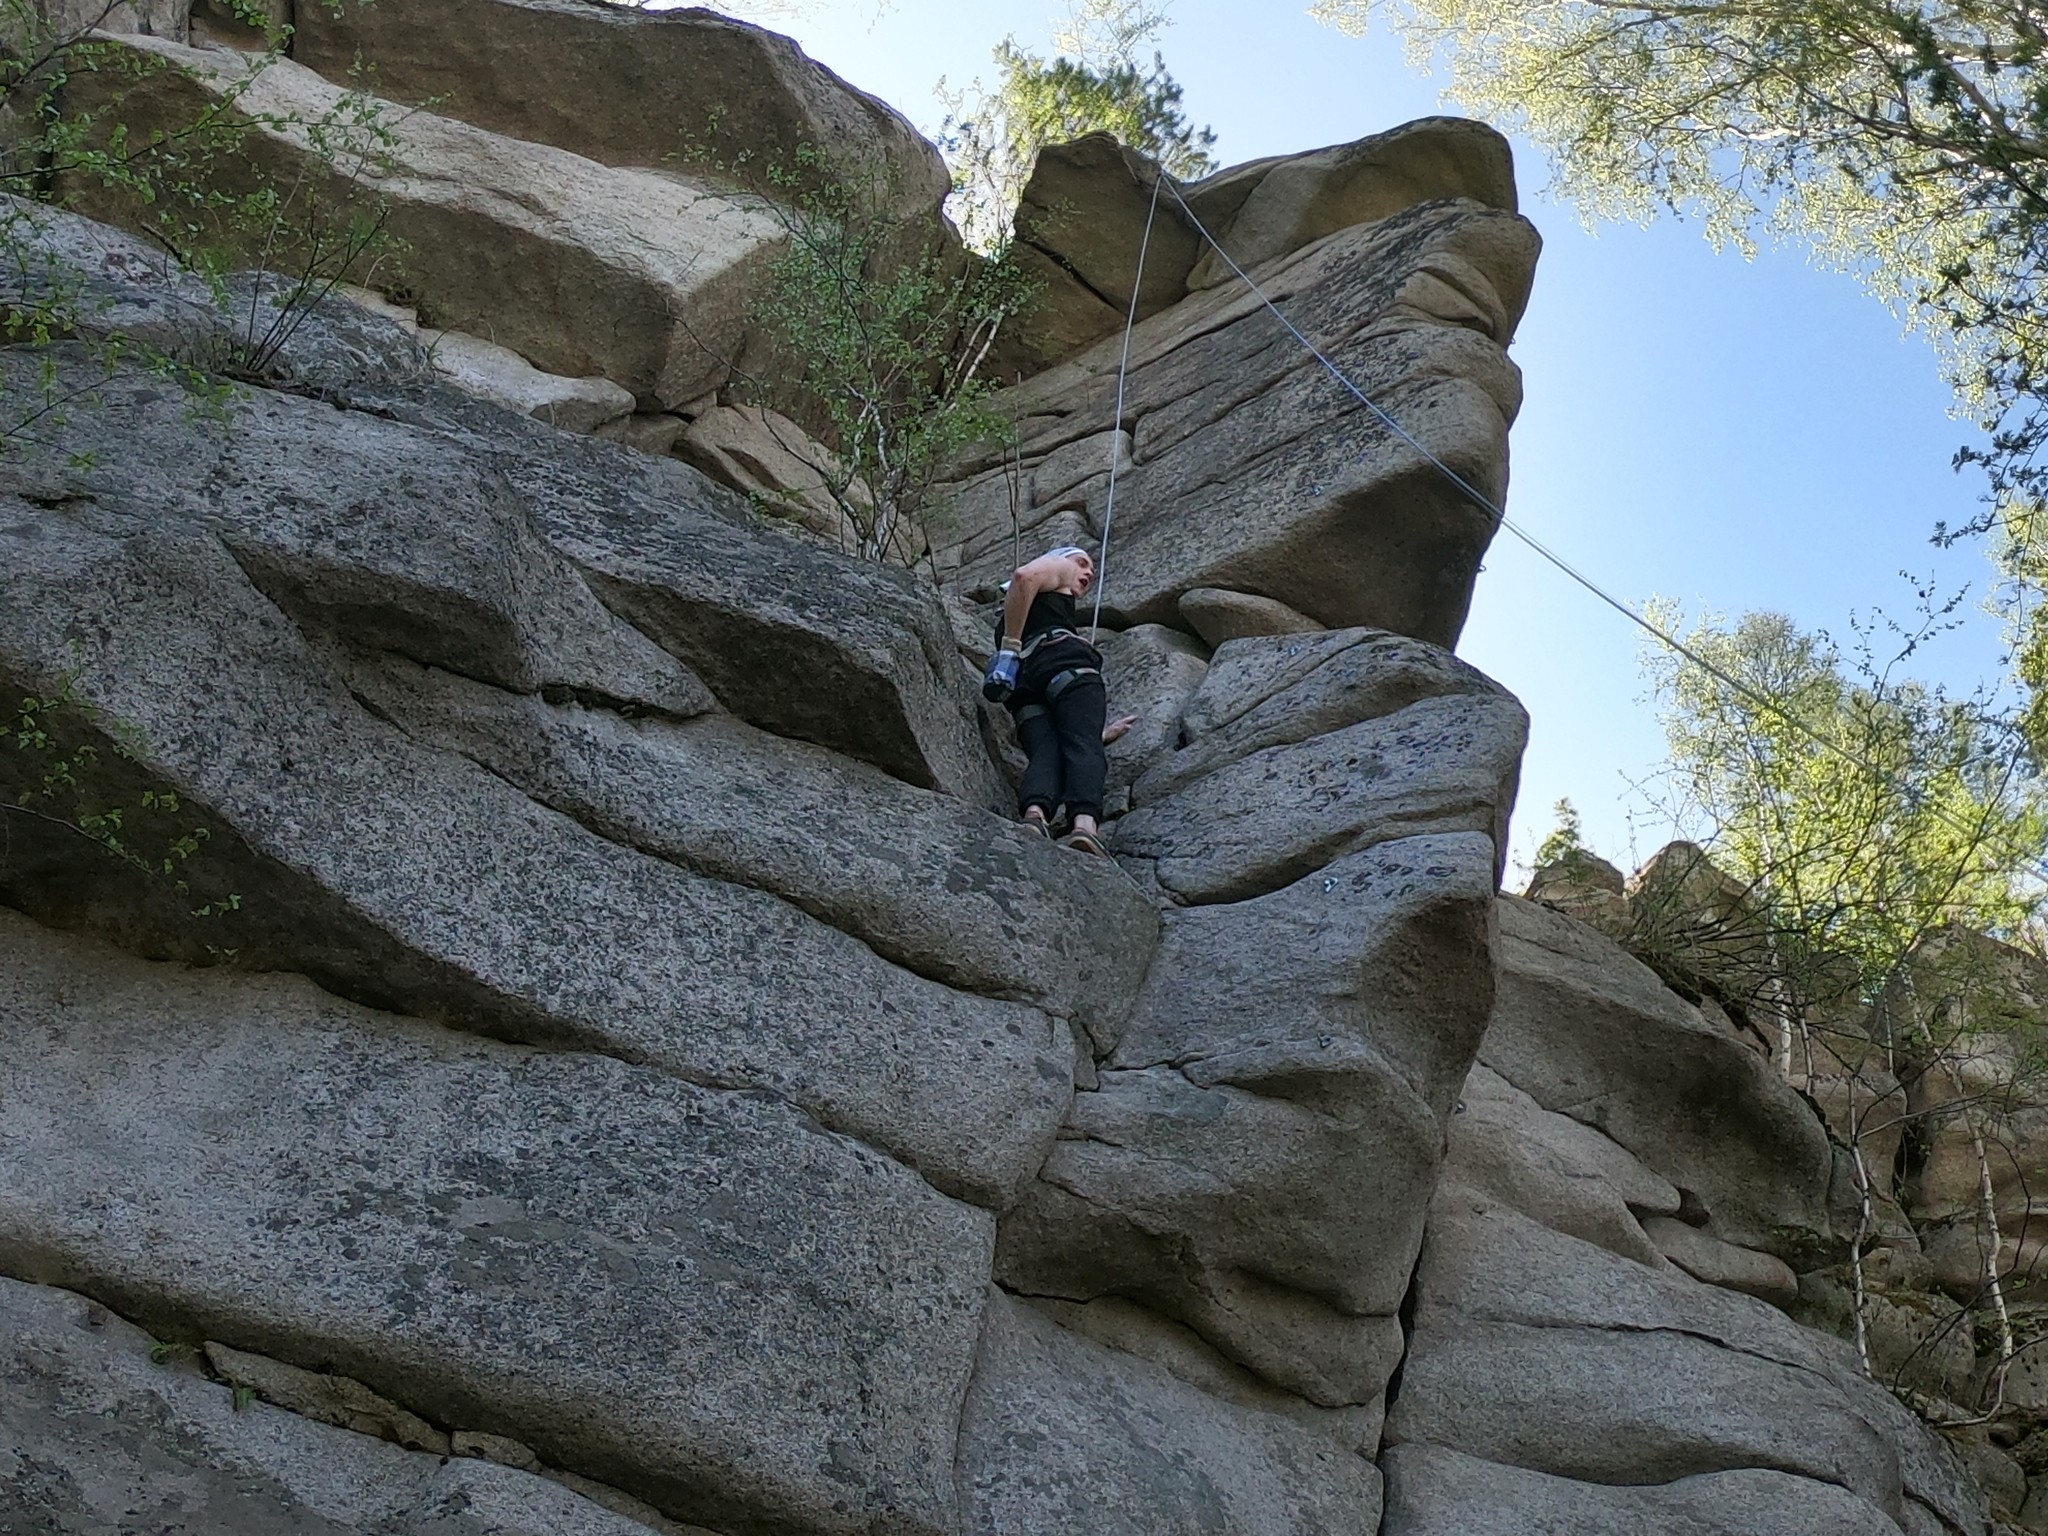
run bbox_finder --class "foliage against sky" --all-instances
[939,0,1216,249]
[1317,0,2048,736]
[1642,602,2048,996]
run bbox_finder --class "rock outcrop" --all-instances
[0,7,2012,1534]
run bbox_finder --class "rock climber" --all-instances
[981,544,1134,854]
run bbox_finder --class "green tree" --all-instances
[733,143,1033,566]
[1318,0,2048,734]
[939,0,1217,250]
[1641,599,2048,1395]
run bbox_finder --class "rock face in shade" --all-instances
[955,1291,1385,1536]
[935,199,1539,649]
[0,1275,688,1536]
[0,913,990,1536]
[1483,895,1837,1261]
[0,49,2008,1533]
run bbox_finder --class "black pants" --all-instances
[1010,669,1107,823]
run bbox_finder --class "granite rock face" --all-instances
[0,1275,688,1536]
[0,31,2003,1535]
[67,38,786,411]
[0,913,989,1536]
[938,191,1539,650]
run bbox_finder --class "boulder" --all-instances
[1386,1193,1988,1536]
[1791,1271,1979,1405]
[1093,622,1210,815]
[1177,586,1325,646]
[289,0,951,228]
[7,346,1005,804]
[992,134,1205,378]
[1482,895,1838,1261]
[0,1277,688,1536]
[1640,1214,1800,1306]
[0,474,1068,1211]
[1442,1061,1679,1270]
[1111,689,1527,903]
[68,38,786,410]
[1136,626,1508,804]
[1382,1444,1907,1536]
[936,200,1540,644]
[1185,118,1518,291]
[335,654,1157,1042]
[1524,847,1632,939]
[956,1291,1383,1536]
[997,835,1497,1405]
[0,913,993,1536]
[675,403,859,547]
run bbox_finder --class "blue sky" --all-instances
[760,0,2008,878]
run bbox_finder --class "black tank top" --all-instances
[1022,588,1080,642]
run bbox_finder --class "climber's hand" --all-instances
[1102,714,1138,745]
[982,648,1022,703]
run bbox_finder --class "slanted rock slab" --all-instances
[957,1290,1383,1536]
[0,1276,680,1536]
[1113,689,1527,903]
[0,497,1068,1209]
[1381,1444,1906,1536]
[0,912,992,1536]
[69,38,787,410]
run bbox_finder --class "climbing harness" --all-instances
[1012,666,1103,727]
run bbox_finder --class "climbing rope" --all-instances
[1088,171,1163,643]
[1079,171,2043,880]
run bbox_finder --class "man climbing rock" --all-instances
[982,545,1132,853]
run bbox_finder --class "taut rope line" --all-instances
[1077,171,2043,881]
[1088,170,1163,643]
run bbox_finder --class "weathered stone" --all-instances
[202,1341,450,1455]
[998,836,1497,1404]
[1112,689,1527,903]
[995,134,1204,376]
[594,412,693,458]
[9,345,1004,804]
[1525,848,1633,939]
[1185,118,1519,291]
[1482,895,1838,1259]
[956,1290,1384,1536]
[422,328,637,433]
[0,352,710,717]
[1022,1295,1382,1452]
[0,499,1068,1209]
[1140,626,1511,804]
[939,200,1540,646]
[676,403,860,546]
[1094,622,1209,813]
[1443,1061,1679,1270]
[290,0,951,227]
[0,1277,676,1536]
[1381,1444,1907,1536]
[1641,1214,1800,1306]
[452,1432,542,1472]
[71,38,787,410]
[0,198,433,393]
[336,653,1157,1040]
[0,915,994,1535]
[1388,1193,1988,1536]
[1177,585,1324,646]
[44,0,186,37]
